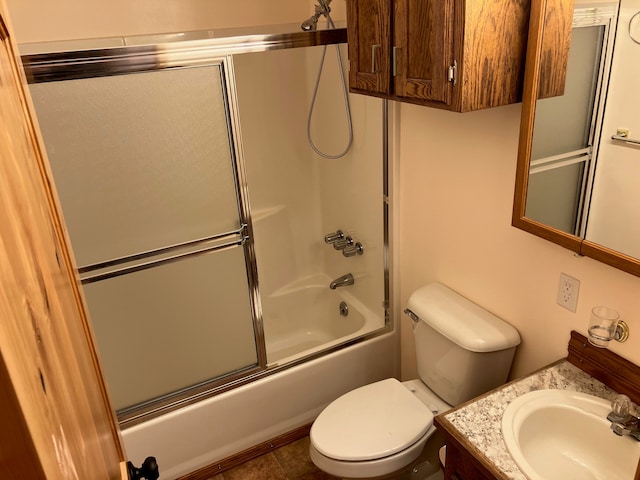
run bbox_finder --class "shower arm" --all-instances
[312,0,333,23]
[301,0,334,32]
[317,0,332,14]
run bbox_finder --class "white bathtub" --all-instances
[263,276,382,365]
[122,322,396,479]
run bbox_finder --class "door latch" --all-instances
[127,457,159,480]
[448,60,457,86]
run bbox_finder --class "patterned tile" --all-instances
[204,435,341,480]
[222,452,288,480]
[273,437,322,478]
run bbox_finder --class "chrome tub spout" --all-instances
[330,273,354,289]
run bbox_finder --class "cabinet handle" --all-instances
[371,44,381,73]
[392,46,399,76]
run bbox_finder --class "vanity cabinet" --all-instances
[436,430,497,480]
[346,0,531,112]
[434,332,640,480]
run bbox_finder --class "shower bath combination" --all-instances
[23,18,389,477]
[301,0,353,159]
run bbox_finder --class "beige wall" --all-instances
[6,0,347,44]
[7,0,306,43]
[398,102,640,381]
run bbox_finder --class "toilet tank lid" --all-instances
[406,283,520,353]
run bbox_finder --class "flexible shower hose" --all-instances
[307,16,354,159]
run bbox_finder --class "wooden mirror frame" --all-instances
[512,0,640,278]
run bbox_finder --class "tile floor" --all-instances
[207,436,339,480]
[205,433,445,480]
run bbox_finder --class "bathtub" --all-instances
[121,303,396,479]
[263,275,382,365]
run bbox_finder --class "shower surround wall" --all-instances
[234,44,386,364]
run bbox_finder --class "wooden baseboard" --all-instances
[176,423,313,480]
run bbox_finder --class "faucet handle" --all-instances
[608,394,640,440]
[343,242,364,257]
[333,236,353,250]
[613,395,631,415]
[608,394,639,425]
[324,230,344,244]
[609,394,632,422]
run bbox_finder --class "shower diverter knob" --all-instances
[324,230,344,244]
[343,242,364,257]
[333,236,353,250]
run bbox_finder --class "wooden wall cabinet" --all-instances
[346,0,531,112]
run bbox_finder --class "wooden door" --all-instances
[393,0,454,104]
[0,1,126,478]
[347,0,391,95]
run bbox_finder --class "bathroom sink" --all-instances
[501,389,640,480]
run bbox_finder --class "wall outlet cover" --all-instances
[557,273,580,312]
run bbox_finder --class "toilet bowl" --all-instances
[309,378,451,479]
[309,283,521,479]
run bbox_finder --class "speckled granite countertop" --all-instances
[442,360,619,479]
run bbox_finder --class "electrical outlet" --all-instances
[557,273,580,312]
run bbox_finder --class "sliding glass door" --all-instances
[29,61,265,413]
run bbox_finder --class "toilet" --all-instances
[309,282,521,479]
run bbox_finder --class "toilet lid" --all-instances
[310,378,434,461]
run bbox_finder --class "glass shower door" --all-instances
[29,62,264,414]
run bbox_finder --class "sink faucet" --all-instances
[608,394,640,441]
[610,416,640,440]
[330,273,354,289]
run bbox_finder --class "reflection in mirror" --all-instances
[514,0,640,278]
[526,11,614,235]
[585,2,640,259]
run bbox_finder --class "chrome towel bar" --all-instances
[611,134,640,146]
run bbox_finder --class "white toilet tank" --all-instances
[405,283,521,406]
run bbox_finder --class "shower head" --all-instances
[301,0,333,31]
[301,14,320,31]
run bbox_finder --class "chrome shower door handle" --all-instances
[371,44,381,73]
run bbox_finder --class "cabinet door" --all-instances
[393,0,454,104]
[538,0,574,98]
[347,0,391,94]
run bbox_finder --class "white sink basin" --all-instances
[501,389,640,480]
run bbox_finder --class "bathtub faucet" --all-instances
[330,273,354,290]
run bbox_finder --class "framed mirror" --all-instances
[514,0,640,278]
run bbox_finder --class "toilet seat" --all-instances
[309,428,433,479]
[311,378,434,461]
